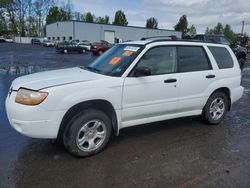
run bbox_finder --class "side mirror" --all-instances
[134,66,151,77]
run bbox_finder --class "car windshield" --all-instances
[84,44,143,77]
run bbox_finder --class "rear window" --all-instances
[208,47,234,69]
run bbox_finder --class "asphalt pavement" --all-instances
[0,43,250,188]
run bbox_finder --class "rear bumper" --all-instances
[231,86,244,104]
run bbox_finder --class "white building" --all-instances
[46,21,182,44]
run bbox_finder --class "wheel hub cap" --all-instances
[209,97,225,121]
[76,120,107,152]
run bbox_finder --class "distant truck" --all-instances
[183,34,247,69]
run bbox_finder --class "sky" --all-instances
[71,0,250,35]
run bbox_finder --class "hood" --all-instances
[11,67,107,91]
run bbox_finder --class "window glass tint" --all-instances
[136,46,177,75]
[208,46,234,69]
[178,46,211,72]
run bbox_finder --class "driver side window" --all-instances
[135,46,177,76]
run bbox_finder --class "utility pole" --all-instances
[241,21,245,36]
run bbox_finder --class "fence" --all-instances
[14,37,44,44]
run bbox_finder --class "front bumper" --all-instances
[5,91,65,139]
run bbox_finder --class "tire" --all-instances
[63,49,68,54]
[63,109,112,157]
[202,91,228,125]
[238,58,245,70]
[98,50,103,55]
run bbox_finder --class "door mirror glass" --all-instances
[134,66,151,77]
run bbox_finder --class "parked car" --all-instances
[43,39,54,47]
[77,40,91,51]
[70,40,80,43]
[55,41,88,53]
[6,38,244,157]
[0,37,6,43]
[5,38,13,43]
[31,38,41,45]
[90,40,112,55]
[183,34,247,69]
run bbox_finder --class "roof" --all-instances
[122,39,229,47]
[46,20,181,33]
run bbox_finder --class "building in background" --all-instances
[46,21,182,44]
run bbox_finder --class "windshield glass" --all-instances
[85,44,143,77]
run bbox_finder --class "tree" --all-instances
[46,6,60,24]
[96,15,109,24]
[223,24,234,41]
[113,10,128,26]
[46,6,71,25]
[187,24,196,35]
[205,27,214,34]
[84,12,94,22]
[174,15,188,35]
[214,22,224,34]
[146,17,158,29]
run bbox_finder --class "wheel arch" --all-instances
[57,99,119,140]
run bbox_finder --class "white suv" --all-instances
[6,39,244,157]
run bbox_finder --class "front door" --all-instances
[122,46,180,128]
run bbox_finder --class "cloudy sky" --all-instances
[71,0,250,35]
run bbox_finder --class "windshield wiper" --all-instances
[83,66,101,73]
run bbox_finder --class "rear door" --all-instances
[177,46,216,113]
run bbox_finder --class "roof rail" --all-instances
[141,35,178,41]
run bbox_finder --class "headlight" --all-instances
[15,88,48,105]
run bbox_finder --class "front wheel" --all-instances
[63,109,112,157]
[202,92,228,125]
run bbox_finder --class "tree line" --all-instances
[0,1,246,41]
[174,14,248,42]
[0,0,159,37]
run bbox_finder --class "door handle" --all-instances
[206,75,216,79]
[164,78,177,83]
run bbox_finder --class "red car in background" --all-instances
[90,40,112,55]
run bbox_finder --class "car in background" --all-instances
[77,40,91,51]
[31,38,41,45]
[90,40,112,55]
[55,41,88,54]
[43,39,54,47]
[5,38,13,43]
[70,40,80,43]
[183,34,247,69]
[0,37,6,43]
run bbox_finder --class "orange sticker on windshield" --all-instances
[109,57,121,65]
[123,51,133,56]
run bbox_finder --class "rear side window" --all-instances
[208,47,234,69]
[177,46,211,72]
